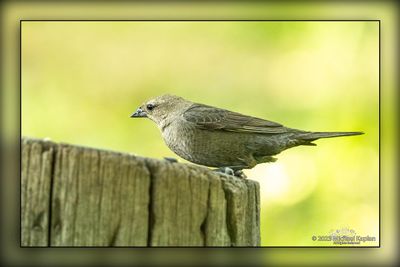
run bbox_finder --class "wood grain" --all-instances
[21,137,260,246]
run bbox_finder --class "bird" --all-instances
[130,94,363,177]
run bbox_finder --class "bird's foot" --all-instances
[214,167,235,176]
[233,170,247,179]
[164,157,178,163]
[214,167,247,178]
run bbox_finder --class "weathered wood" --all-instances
[50,143,150,246]
[21,139,54,246]
[21,137,260,247]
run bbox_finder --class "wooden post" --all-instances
[21,137,260,247]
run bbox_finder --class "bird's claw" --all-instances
[234,170,247,179]
[214,167,234,176]
[214,167,246,178]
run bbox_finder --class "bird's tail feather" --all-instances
[298,131,364,141]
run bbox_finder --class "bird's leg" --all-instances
[233,170,247,179]
[164,157,178,163]
[214,166,248,179]
[214,167,235,176]
[228,165,248,179]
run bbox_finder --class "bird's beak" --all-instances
[130,107,147,118]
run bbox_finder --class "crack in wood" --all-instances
[21,137,260,247]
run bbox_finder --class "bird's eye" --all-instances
[146,103,155,111]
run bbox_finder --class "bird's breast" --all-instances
[161,121,197,161]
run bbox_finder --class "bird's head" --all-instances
[130,94,191,126]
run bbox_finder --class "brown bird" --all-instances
[131,94,363,176]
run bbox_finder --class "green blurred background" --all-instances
[21,21,378,246]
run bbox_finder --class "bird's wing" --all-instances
[182,103,288,134]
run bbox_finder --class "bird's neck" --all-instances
[159,119,173,132]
